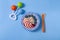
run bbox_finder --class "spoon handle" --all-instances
[42,14,45,32]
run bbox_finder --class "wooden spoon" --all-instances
[42,13,45,32]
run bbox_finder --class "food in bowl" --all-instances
[23,14,37,29]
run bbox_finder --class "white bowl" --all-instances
[21,12,41,31]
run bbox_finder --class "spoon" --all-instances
[42,13,45,32]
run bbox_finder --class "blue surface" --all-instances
[0,0,60,40]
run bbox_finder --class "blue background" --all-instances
[0,0,60,40]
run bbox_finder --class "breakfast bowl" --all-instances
[21,12,41,31]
